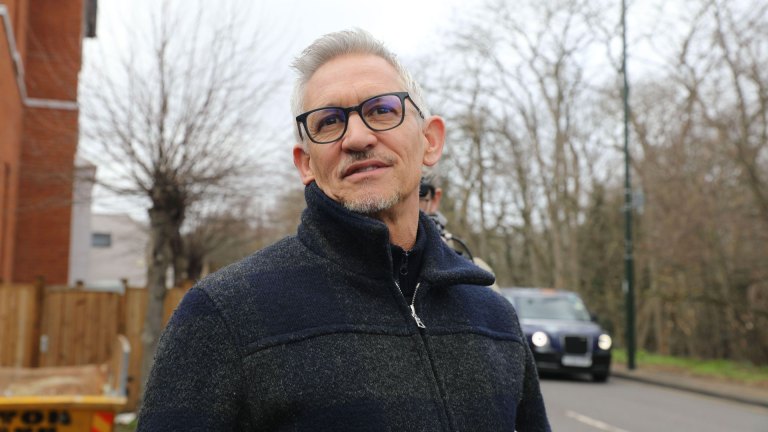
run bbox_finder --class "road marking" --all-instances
[566,410,631,432]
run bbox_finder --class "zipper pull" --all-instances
[410,304,426,328]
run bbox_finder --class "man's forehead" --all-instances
[302,54,406,109]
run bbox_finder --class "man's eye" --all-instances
[366,103,399,117]
[322,116,340,126]
[313,113,344,131]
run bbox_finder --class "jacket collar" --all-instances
[297,182,495,288]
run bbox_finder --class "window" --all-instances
[91,232,112,248]
[508,295,591,321]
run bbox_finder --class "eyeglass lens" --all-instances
[305,94,405,143]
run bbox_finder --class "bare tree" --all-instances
[179,200,259,282]
[421,0,767,362]
[80,1,283,400]
[426,0,616,290]
[179,182,306,282]
[705,0,768,223]
[624,0,768,362]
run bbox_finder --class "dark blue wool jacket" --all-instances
[138,182,551,431]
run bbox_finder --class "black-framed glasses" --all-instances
[296,92,424,144]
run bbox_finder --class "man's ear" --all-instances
[293,145,315,185]
[422,115,445,167]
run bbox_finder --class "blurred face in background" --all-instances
[419,183,442,215]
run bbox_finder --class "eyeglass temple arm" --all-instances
[407,96,425,119]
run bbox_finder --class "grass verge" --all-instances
[115,420,137,432]
[613,349,768,385]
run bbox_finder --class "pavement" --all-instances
[611,363,768,409]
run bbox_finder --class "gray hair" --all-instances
[290,28,430,146]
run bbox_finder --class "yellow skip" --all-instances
[91,411,115,432]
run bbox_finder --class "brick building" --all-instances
[0,0,97,284]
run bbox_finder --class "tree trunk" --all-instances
[186,249,204,282]
[138,207,174,406]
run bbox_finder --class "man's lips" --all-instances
[342,160,389,178]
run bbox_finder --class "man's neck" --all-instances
[373,200,420,250]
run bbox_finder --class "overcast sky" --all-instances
[85,0,472,121]
[81,0,690,215]
[89,0,468,73]
[84,0,688,127]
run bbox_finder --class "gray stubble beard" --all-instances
[342,186,401,215]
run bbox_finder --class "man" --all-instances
[138,29,550,431]
[418,175,465,256]
[418,175,501,293]
[419,175,443,215]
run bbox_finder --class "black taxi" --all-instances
[501,287,612,382]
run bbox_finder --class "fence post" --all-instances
[29,276,46,367]
[118,278,128,336]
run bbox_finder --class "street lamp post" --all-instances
[621,0,636,370]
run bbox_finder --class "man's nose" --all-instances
[341,113,376,152]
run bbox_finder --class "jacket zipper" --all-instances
[394,281,426,328]
[396,278,454,429]
[399,281,455,430]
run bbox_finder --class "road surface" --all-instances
[540,375,768,432]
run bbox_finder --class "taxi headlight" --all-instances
[531,331,549,348]
[598,334,612,350]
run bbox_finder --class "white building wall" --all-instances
[68,159,96,286]
[88,213,148,289]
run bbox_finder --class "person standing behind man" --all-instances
[137,28,550,431]
[419,175,501,293]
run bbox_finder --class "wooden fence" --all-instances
[0,284,41,368]
[0,283,190,410]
